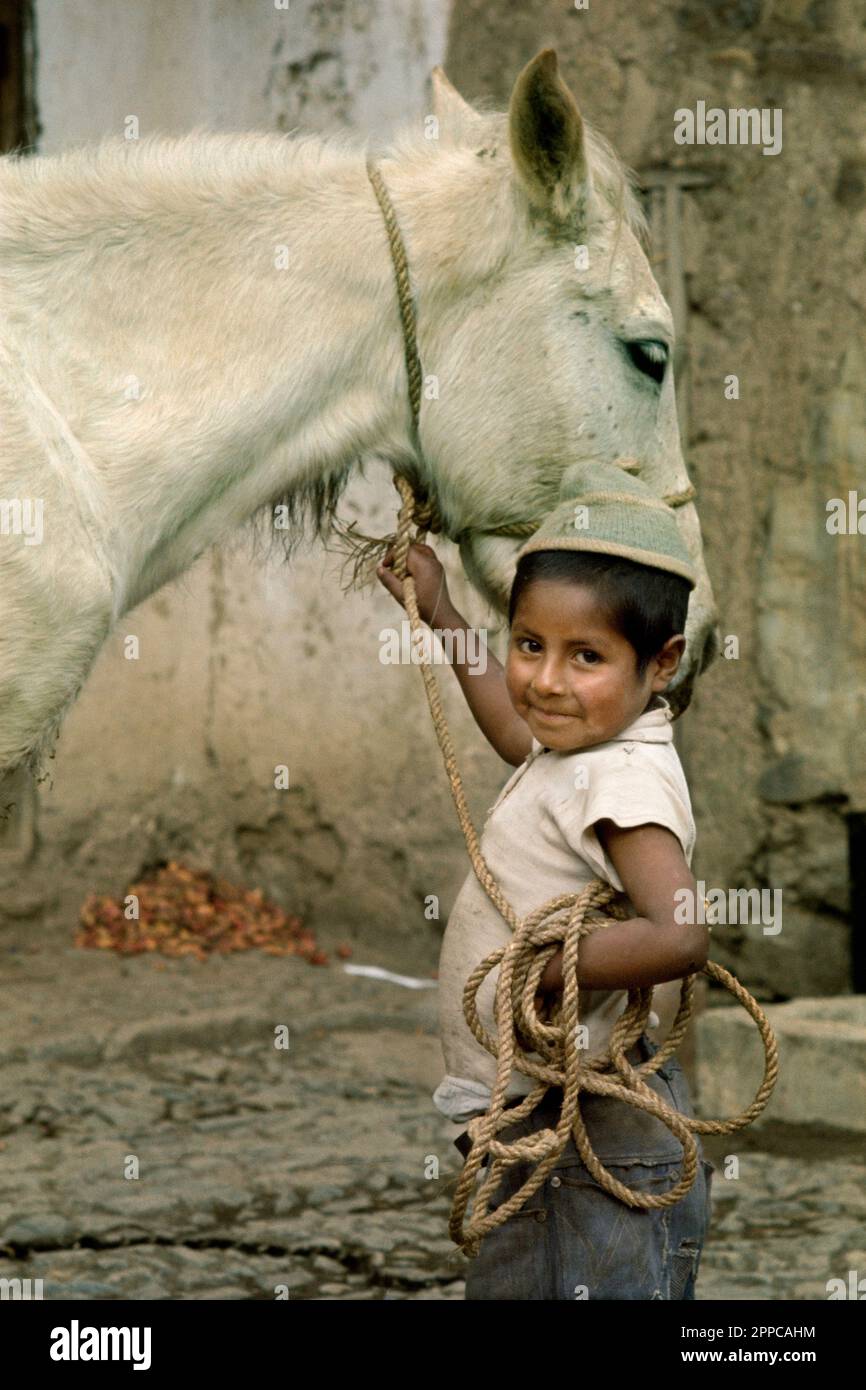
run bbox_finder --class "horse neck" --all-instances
[2,134,414,613]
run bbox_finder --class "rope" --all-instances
[366,157,425,460]
[366,156,779,1258]
[390,474,778,1259]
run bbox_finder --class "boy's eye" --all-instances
[515,638,600,663]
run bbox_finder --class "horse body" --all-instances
[0,131,418,771]
[0,49,718,776]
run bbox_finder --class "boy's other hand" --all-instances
[376,542,451,626]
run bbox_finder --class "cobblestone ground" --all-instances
[0,943,863,1300]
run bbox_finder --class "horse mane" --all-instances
[0,111,647,247]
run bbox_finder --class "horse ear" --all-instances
[430,66,481,143]
[508,49,590,225]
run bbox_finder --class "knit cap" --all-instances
[516,459,697,589]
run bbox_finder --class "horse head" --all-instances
[389,49,718,713]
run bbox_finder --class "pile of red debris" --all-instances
[76,861,349,964]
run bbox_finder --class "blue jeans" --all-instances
[463,1034,715,1300]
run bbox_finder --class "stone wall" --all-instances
[445,0,865,997]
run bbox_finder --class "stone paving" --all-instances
[0,943,862,1300]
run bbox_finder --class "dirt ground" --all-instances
[1,928,863,1301]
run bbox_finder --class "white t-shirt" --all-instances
[432,694,696,1124]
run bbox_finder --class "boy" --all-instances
[376,461,714,1300]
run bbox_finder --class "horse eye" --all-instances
[623,339,669,385]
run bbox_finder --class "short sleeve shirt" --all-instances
[433,695,696,1122]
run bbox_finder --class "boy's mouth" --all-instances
[529,705,578,723]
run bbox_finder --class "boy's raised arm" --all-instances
[377,543,533,767]
[430,595,533,766]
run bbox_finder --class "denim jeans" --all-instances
[463,1034,715,1301]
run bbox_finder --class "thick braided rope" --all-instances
[366,158,424,450]
[449,892,778,1257]
[388,474,779,1258]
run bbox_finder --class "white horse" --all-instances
[0,48,718,777]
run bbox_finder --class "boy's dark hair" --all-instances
[508,550,691,678]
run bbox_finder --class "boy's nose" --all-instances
[530,661,567,694]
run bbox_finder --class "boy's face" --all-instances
[505,579,685,753]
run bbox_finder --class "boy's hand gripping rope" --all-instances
[389,474,779,1260]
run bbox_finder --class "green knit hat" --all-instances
[516,460,697,589]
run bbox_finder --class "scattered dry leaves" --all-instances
[76,861,352,965]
